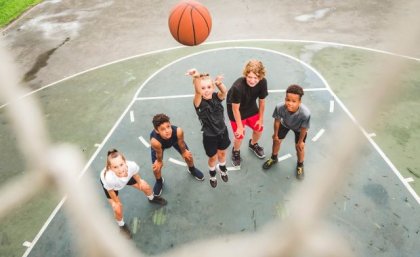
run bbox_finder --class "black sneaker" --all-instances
[120,224,132,239]
[231,149,241,167]
[262,158,278,170]
[149,195,167,205]
[248,139,265,158]
[153,177,164,196]
[209,176,217,188]
[296,165,304,180]
[188,167,205,181]
[216,164,228,182]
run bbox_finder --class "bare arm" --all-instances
[176,127,188,154]
[176,127,192,162]
[232,103,244,138]
[186,68,203,107]
[107,189,120,204]
[151,138,164,162]
[215,75,227,100]
[256,98,266,129]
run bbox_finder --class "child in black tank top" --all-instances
[186,68,231,188]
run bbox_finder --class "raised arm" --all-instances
[215,75,227,100]
[186,68,203,107]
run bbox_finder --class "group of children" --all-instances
[99,59,311,237]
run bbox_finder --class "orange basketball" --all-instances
[168,0,212,46]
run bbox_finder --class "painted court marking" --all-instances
[20,45,420,257]
[329,100,335,113]
[278,153,292,162]
[138,136,150,148]
[168,157,187,166]
[312,129,325,142]
[405,177,414,183]
[130,110,135,122]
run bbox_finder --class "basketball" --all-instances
[168,0,212,46]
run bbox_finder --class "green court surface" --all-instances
[0,42,419,257]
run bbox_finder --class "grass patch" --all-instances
[0,0,43,28]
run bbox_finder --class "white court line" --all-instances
[168,157,187,166]
[227,166,241,171]
[3,39,420,110]
[136,89,329,101]
[22,45,420,257]
[268,88,328,93]
[312,129,325,142]
[278,153,292,162]
[138,136,150,148]
[22,241,31,247]
[136,94,193,101]
[405,177,414,183]
[94,143,101,147]
[368,133,376,138]
[130,110,134,122]
[329,100,335,113]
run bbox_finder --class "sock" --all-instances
[157,177,163,183]
[117,219,125,226]
[297,162,304,167]
[209,166,216,177]
[218,162,227,172]
[188,166,195,172]
[147,194,154,200]
[271,154,278,160]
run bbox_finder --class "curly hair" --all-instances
[242,59,266,79]
[286,84,304,99]
[152,113,170,129]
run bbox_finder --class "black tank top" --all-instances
[150,125,178,149]
[195,93,226,137]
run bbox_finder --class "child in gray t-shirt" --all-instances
[262,84,311,179]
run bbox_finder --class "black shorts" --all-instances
[203,128,231,157]
[151,142,189,163]
[100,177,136,199]
[277,126,307,144]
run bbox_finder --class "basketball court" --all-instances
[8,44,418,257]
[1,2,420,257]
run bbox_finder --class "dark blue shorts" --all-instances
[151,143,189,163]
[277,125,307,144]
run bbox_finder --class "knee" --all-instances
[112,202,123,215]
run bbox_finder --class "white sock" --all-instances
[147,194,154,200]
[117,219,125,226]
[219,161,226,166]
[209,166,216,171]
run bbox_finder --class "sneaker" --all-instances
[149,195,167,205]
[188,167,205,181]
[248,139,265,158]
[209,177,217,188]
[119,224,132,239]
[216,164,228,182]
[262,157,278,170]
[153,177,164,196]
[231,149,242,167]
[296,165,304,180]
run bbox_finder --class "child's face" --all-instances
[285,93,301,113]
[200,79,214,100]
[109,155,128,177]
[245,72,260,87]
[156,122,172,140]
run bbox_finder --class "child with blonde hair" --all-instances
[187,68,231,188]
